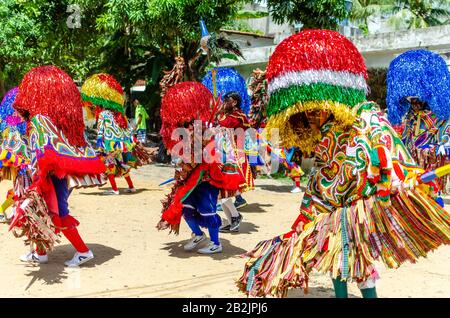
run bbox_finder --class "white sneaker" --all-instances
[183,233,206,251]
[64,250,94,267]
[19,251,48,264]
[198,242,222,254]
[124,188,137,193]
[291,187,302,193]
[104,189,119,195]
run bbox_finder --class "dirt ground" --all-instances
[0,164,448,298]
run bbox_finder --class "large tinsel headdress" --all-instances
[0,87,26,135]
[81,73,125,114]
[202,67,251,115]
[160,82,213,150]
[386,49,450,125]
[14,65,87,147]
[265,29,368,151]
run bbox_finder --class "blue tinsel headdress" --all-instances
[0,87,26,135]
[202,67,251,115]
[387,49,450,125]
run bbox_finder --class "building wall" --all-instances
[223,25,450,80]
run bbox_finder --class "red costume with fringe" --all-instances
[159,82,245,233]
[10,66,106,253]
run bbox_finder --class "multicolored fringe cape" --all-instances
[217,108,256,189]
[237,104,450,297]
[0,86,29,183]
[0,126,30,179]
[402,109,450,193]
[96,109,138,176]
[0,125,31,222]
[215,127,255,195]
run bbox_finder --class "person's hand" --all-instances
[156,219,170,230]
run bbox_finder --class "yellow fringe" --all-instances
[264,100,357,152]
[81,74,124,106]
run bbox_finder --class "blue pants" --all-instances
[51,176,72,217]
[182,182,221,245]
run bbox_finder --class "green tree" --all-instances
[351,0,395,34]
[388,0,450,30]
[351,0,450,32]
[0,0,40,96]
[0,0,106,95]
[81,0,246,118]
[24,0,105,83]
[256,0,349,30]
[0,0,248,124]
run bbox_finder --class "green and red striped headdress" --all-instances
[265,29,368,151]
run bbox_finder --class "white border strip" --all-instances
[268,70,368,94]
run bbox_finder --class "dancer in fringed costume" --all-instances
[9,66,106,266]
[0,88,30,223]
[81,73,144,195]
[156,81,245,254]
[202,67,255,232]
[237,30,450,298]
[387,50,450,195]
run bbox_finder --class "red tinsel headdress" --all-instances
[160,82,214,150]
[14,65,87,147]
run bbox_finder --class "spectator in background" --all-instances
[134,99,149,144]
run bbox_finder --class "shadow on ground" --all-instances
[287,287,359,298]
[161,238,247,260]
[237,203,273,213]
[22,243,121,290]
[257,184,305,193]
[78,188,153,196]
[217,221,259,235]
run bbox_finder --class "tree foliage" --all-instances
[0,0,40,94]
[352,0,450,33]
[0,0,246,101]
[257,0,349,30]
